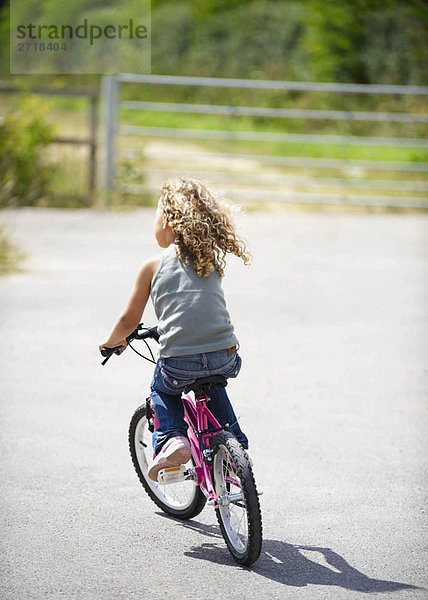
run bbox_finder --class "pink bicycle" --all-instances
[101,324,262,566]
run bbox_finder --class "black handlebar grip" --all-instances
[100,345,123,357]
[143,326,159,342]
[100,323,158,366]
[134,326,160,342]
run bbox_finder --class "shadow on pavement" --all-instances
[251,541,421,593]
[175,519,421,594]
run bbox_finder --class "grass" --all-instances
[119,109,428,164]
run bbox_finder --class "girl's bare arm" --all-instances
[99,258,160,350]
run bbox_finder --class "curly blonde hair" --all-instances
[159,178,251,278]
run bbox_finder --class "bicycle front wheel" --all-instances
[211,432,262,565]
[129,404,206,520]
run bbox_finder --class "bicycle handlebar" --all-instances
[100,324,159,365]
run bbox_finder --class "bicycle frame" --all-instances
[152,390,223,506]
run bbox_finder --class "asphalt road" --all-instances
[1,207,427,600]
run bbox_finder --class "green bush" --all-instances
[149,0,428,85]
[151,1,305,80]
[0,226,25,274]
[361,4,428,85]
[302,0,428,85]
[0,96,56,207]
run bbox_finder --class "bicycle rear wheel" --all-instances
[129,404,206,520]
[210,432,262,565]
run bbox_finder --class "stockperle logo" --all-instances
[10,0,151,75]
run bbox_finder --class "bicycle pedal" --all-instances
[157,464,190,485]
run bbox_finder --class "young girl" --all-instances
[99,179,250,482]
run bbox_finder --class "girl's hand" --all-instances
[99,339,128,353]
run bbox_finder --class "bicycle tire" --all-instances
[129,404,206,520]
[210,431,262,566]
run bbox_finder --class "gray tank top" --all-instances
[150,244,238,357]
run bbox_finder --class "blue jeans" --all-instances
[150,349,248,454]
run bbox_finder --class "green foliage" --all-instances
[116,153,146,195]
[191,0,259,21]
[0,6,8,74]
[301,0,428,84]
[2,0,428,83]
[151,3,195,76]
[0,226,25,274]
[191,2,305,80]
[146,0,428,85]
[361,3,428,85]
[151,1,305,80]
[0,96,56,206]
[152,0,252,20]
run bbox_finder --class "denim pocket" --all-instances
[160,365,196,394]
[205,351,242,379]
[220,353,242,379]
[159,351,242,393]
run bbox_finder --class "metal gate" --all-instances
[102,74,428,208]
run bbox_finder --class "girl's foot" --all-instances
[148,436,191,482]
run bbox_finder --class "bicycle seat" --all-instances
[183,375,228,395]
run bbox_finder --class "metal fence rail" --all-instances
[120,125,428,148]
[116,73,428,95]
[121,101,428,124]
[103,74,428,208]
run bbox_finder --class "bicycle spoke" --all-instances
[213,443,250,555]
